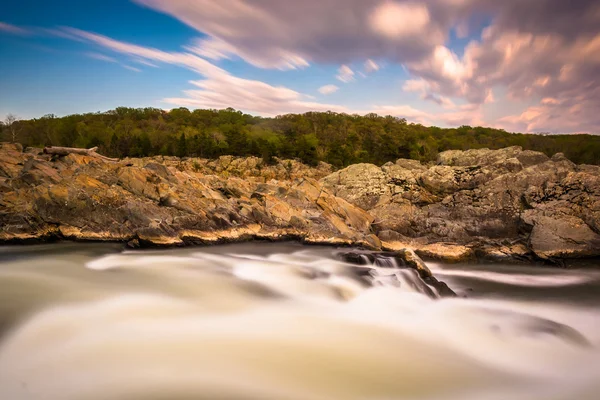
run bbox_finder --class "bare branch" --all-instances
[4,113,19,143]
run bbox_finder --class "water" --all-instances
[0,242,599,400]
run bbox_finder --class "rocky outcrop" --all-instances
[1,143,599,262]
[0,143,374,248]
[124,155,334,182]
[322,146,600,261]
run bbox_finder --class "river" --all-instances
[0,242,599,400]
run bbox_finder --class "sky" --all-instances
[0,0,599,134]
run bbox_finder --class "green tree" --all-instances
[177,132,188,158]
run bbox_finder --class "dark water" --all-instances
[1,242,600,400]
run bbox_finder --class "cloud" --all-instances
[128,0,600,132]
[39,27,85,42]
[134,0,450,68]
[86,51,144,73]
[403,78,429,93]
[186,37,310,70]
[422,93,456,109]
[400,0,600,132]
[47,0,600,133]
[133,58,159,68]
[366,104,432,124]
[123,65,142,72]
[368,2,431,38]
[0,22,30,36]
[62,27,226,78]
[165,77,350,116]
[364,59,380,73]
[58,27,350,116]
[56,26,468,125]
[318,84,339,95]
[86,52,118,63]
[402,78,456,109]
[336,65,355,83]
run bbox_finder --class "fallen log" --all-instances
[43,146,118,162]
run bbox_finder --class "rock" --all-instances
[418,165,487,195]
[516,150,550,167]
[24,147,43,155]
[320,146,599,261]
[551,152,568,162]
[369,201,418,235]
[396,248,432,278]
[437,146,543,167]
[336,249,456,297]
[395,158,427,171]
[476,242,533,263]
[525,214,600,259]
[0,143,27,178]
[0,143,375,248]
[320,163,390,210]
[415,243,475,263]
[1,143,599,262]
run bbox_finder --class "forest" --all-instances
[2,107,599,167]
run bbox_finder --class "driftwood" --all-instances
[43,146,118,162]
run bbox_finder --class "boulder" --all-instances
[525,214,600,259]
[336,249,456,297]
[320,163,391,210]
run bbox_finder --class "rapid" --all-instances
[0,242,599,400]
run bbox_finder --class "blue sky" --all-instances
[1,0,599,133]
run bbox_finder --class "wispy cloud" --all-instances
[3,0,596,132]
[364,59,379,73]
[336,65,355,83]
[86,52,118,63]
[56,26,454,123]
[86,51,144,73]
[0,22,30,36]
[123,65,141,72]
[129,0,600,133]
[132,58,159,68]
[62,27,225,78]
[41,27,86,42]
[318,84,339,95]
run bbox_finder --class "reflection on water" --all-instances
[0,242,599,400]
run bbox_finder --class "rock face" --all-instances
[0,143,373,248]
[124,155,334,182]
[1,143,599,262]
[322,146,600,261]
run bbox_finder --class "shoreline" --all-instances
[2,142,599,266]
[3,234,599,268]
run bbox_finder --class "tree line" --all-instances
[2,107,599,167]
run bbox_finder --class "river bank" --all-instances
[1,143,599,264]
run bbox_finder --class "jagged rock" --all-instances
[320,163,390,210]
[395,158,427,171]
[415,243,475,263]
[436,146,548,167]
[476,242,533,263]
[336,249,456,297]
[525,214,600,259]
[1,143,599,262]
[321,147,600,261]
[0,144,373,249]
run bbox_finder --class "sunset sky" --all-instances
[1,0,599,133]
